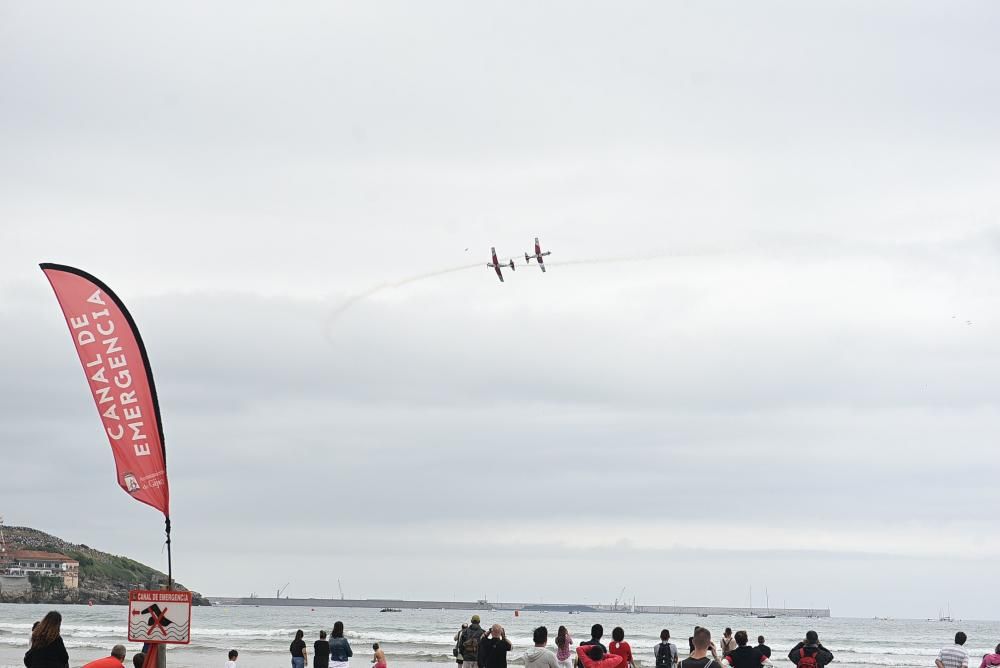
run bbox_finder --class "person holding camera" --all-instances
[479,624,513,668]
[787,631,833,668]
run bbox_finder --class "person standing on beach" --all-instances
[455,624,469,668]
[372,643,386,668]
[525,627,560,668]
[609,628,634,668]
[479,624,512,668]
[290,630,309,668]
[679,628,721,668]
[314,631,330,668]
[723,632,763,668]
[23,611,69,668]
[329,621,354,668]
[720,630,737,656]
[787,631,833,668]
[687,629,717,661]
[755,638,770,660]
[81,645,127,668]
[459,616,486,667]
[555,626,574,668]
[935,632,969,668]
[654,630,677,668]
[581,625,607,654]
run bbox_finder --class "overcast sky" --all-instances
[3,1,1000,620]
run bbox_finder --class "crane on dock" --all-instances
[614,587,627,611]
[277,582,290,599]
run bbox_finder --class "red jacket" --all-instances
[577,646,623,668]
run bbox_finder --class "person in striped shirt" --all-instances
[936,632,969,668]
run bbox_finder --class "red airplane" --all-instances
[524,237,551,272]
[487,247,515,282]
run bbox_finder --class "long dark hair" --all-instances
[31,611,62,649]
[556,626,569,648]
[295,630,304,641]
[332,621,344,639]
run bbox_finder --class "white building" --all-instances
[8,550,80,589]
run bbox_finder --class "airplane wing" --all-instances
[494,265,504,282]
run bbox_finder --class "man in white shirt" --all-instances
[524,627,560,668]
[936,632,969,668]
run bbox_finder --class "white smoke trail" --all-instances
[326,263,482,330]
[325,247,734,331]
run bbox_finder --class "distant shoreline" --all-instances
[208,597,830,618]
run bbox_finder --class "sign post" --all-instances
[128,590,192,645]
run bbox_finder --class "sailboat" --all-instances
[754,587,776,619]
[939,605,954,622]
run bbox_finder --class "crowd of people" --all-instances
[17,608,1000,668]
[452,617,803,668]
[451,616,997,668]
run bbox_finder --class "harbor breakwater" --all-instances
[209,597,829,618]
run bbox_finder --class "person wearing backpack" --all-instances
[654,629,677,668]
[459,616,486,667]
[787,631,833,668]
[679,628,721,668]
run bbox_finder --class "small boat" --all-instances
[379,608,402,613]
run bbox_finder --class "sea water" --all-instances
[2,603,998,668]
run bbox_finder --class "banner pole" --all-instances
[165,516,172,591]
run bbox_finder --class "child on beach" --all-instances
[226,650,239,668]
[555,627,574,668]
[609,628,634,668]
[372,643,386,668]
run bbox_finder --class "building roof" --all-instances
[10,550,79,563]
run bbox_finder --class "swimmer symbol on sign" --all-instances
[133,604,173,635]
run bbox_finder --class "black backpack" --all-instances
[655,643,674,668]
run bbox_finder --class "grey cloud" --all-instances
[3,0,1000,620]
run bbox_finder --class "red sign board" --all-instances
[128,590,192,644]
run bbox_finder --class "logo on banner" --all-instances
[128,590,192,644]
[123,473,140,494]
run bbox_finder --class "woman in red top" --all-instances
[609,628,634,668]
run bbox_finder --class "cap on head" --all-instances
[471,615,481,624]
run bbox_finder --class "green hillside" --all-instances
[2,525,208,605]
